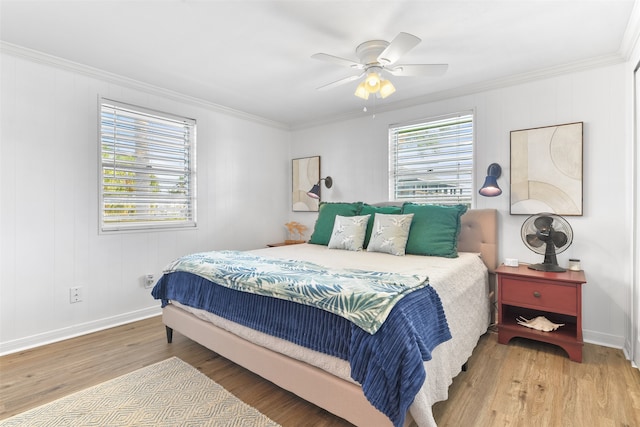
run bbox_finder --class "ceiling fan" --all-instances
[311,32,448,100]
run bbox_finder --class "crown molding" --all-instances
[1,41,627,132]
[0,41,290,131]
[620,0,640,60]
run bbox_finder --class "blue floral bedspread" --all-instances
[163,250,429,334]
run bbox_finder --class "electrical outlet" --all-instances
[144,274,155,288]
[70,286,82,303]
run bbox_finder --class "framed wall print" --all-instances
[292,156,320,212]
[510,122,583,215]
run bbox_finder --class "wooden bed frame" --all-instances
[162,208,498,427]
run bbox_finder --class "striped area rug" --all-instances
[0,357,281,426]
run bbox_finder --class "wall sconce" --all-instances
[478,163,502,197]
[307,176,333,199]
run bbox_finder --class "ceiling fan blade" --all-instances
[386,64,448,77]
[316,73,364,91]
[311,53,363,69]
[377,32,421,65]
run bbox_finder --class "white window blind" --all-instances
[100,99,196,232]
[389,112,474,206]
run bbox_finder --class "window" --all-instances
[100,99,196,232]
[389,111,474,206]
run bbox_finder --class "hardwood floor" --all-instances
[1,316,639,426]
[432,329,640,427]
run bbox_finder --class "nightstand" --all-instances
[266,241,305,248]
[496,264,587,362]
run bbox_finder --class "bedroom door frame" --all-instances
[633,59,639,368]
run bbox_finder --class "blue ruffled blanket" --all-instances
[152,252,451,427]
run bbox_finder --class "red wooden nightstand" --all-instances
[496,264,587,362]
[266,241,305,248]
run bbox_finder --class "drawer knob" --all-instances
[533,291,541,298]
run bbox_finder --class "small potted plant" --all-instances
[284,221,308,244]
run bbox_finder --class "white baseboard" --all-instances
[0,306,162,356]
[583,329,627,350]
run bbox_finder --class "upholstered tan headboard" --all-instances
[458,209,498,273]
[370,203,498,273]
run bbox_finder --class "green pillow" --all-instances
[401,203,468,257]
[308,202,363,245]
[359,204,402,248]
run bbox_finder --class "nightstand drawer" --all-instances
[501,278,577,314]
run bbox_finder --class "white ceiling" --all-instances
[1,1,636,128]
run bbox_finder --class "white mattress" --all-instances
[172,243,489,427]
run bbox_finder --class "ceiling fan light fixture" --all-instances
[365,81,380,94]
[379,79,396,98]
[365,71,380,90]
[354,82,369,99]
[312,32,449,102]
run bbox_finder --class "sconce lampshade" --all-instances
[307,176,333,200]
[478,163,502,197]
[307,184,321,199]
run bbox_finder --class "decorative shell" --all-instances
[516,316,564,332]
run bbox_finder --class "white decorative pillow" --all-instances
[366,213,414,256]
[327,214,371,251]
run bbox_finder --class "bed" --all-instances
[152,204,498,427]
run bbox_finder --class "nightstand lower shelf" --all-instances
[499,306,583,362]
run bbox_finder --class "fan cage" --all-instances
[520,213,573,272]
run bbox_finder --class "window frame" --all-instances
[98,98,197,233]
[388,111,475,206]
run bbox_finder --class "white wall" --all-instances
[290,63,631,351]
[1,46,634,357]
[0,50,291,354]
[628,20,640,368]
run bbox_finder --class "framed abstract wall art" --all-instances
[292,156,320,212]
[510,122,583,215]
